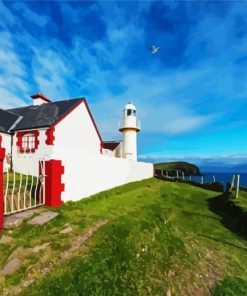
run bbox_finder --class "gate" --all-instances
[3,160,46,215]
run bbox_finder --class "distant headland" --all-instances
[154,161,200,176]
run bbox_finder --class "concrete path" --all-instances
[27,211,59,225]
[0,235,13,244]
[3,208,46,229]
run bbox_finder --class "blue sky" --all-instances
[0,1,247,168]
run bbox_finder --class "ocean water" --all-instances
[190,172,247,188]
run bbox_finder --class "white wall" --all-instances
[52,101,101,158]
[0,132,11,171]
[60,154,153,202]
[102,148,115,157]
[12,129,53,176]
[0,132,11,154]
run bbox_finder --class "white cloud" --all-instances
[0,2,15,29]
[12,2,49,27]
[0,31,29,108]
[32,49,73,100]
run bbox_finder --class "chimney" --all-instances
[31,92,52,106]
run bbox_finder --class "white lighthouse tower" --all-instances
[119,102,140,161]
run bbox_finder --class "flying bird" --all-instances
[151,45,160,54]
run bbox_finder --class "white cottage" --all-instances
[0,93,153,202]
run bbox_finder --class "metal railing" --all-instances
[3,158,46,215]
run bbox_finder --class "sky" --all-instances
[0,0,246,169]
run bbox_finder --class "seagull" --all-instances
[151,45,160,54]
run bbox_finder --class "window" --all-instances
[22,134,35,150]
[16,130,39,153]
[127,109,136,116]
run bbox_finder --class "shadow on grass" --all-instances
[207,193,247,240]
[197,233,247,252]
[211,276,247,296]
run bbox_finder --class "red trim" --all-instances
[0,135,6,231]
[51,98,103,152]
[31,93,51,103]
[45,127,55,145]
[16,130,39,153]
[45,159,64,207]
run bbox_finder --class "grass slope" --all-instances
[12,178,246,296]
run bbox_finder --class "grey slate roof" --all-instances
[0,109,21,133]
[1,98,83,133]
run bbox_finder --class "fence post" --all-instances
[0,136,6,231]
[45,159,64,207]
[236,174,240,199]
[230,174,235,192]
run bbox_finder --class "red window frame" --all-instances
[45,127,55,145]
[16,130,40,153]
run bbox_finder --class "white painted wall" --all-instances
[102,142,122,158]
[60,154,153,202]
[115,142,123,158]
[102,148,115,157]
[52,101,101,159]
[0,132,11,171]
[12,129,53,176]
[0,132,11,154]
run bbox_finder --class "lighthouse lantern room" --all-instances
[119,102,140,161]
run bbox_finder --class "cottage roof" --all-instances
[0,109,21,133]
[102,141,120,151]
[5,98,83,132]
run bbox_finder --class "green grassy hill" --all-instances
[0,178,246,295]
[154,161,201,176]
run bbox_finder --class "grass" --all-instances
[0,178,246,295]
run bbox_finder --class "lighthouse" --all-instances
[119,102,140,161]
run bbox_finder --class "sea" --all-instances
[189,172,247,189]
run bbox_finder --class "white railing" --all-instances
[3,157,46,215]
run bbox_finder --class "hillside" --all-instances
[1,178,246,295]
[154,161,201,176]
